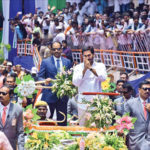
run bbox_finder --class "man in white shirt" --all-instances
[53,26,65,43]
[82,0,97,16]
[72,47,107,125]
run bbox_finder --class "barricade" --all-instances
[72,49,150,72]
[67,31,150,52]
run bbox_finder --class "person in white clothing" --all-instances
[72,47,107,126]
[53,26,65,43]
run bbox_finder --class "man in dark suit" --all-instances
[0,85,24,150]
[114,83,134,116]
[38,42,72,126]
[124,80,150,150]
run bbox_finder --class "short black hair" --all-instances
[139,80,150,88]
[82,46,94,54]
[120,72,129,79]
[123,83,133,92]
[116,80,125,85]
[1,85,13,95]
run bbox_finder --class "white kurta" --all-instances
[73,61,107,108]
[73,61,107,125]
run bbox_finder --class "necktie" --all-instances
[143,101,147,120]
[56,59,60,73]
[2,107,7,125]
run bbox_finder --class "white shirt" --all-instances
[53,56,63,72]
[53,32,66,43]
[0,103,10,119]
[73,61,107,109]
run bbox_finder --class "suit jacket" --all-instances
[124,97,150,150]
[0,103,24,150]
[136,121,150,150]
[114,96,134,116]
[38,56,72,103]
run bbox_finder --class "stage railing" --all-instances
[72,49,150,72]
[17,39,150,72]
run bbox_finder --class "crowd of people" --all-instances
[1,0,150,150]
[9,0,150,59]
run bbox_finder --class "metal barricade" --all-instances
[72,49,150,72]
[17,40,33,56]
[67,31,150,52]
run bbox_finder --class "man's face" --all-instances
[52,42,62,58]
[6,77,15,88]
[37,106,47,120]
[139,84,150,100]
[123,88,132,99]
[83,50,94,65]
[0,87,10,106]
[16,66,21,72]
[120,74,128,82]
[116,82,124,93]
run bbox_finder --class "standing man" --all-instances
[0,85,24,150]
[114,83,134,116]
[72,47,107,125]
[38,42,72,126]
[124,80,150,150]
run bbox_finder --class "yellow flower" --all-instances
[45,133,49,140]
[44,142,49,148]
[103,146,115,150]
[32,132,38,139]
[101,78,110,90]
[37,140,41,144]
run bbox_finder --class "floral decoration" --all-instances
[51,67,77,98]
[114,113,137,135]
[14,75,37,99]
[23,104,40,134]
[82,96,116,128]
[101,77,116,93]
[25,131,73,150]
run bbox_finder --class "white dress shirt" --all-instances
[53,56,63,72]
[0,103,10,119]
[73,61,107,109]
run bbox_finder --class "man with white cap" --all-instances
[53,26,65,43]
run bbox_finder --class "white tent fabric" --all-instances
[35,0,48,13]
[2,0,10,59]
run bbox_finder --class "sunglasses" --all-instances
[0,91,8,96]
[141,88,150,91]
[52,48,61,51]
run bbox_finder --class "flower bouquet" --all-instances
[114,113,137,135]
[23,104,40,134]
[51,67,77,99]
[14,75,37,99]
[83,96,116,128]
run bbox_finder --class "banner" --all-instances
[35,0,48,13]
[48,0,66,13]
[24,0,35,15]
[0,0,2,43]
[8,0,22,61]
[2,0,10,59]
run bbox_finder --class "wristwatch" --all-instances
[89,67,93,71]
